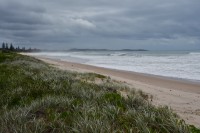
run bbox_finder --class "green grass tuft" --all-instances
[0,52,199,132]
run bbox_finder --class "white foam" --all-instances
[189,52,200,55]
[29,51,200,81]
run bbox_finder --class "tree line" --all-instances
[1,42,40,52]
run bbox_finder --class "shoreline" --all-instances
[34,56,200,93]
[22,54,200,127]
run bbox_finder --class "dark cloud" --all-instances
[0,0,200,50]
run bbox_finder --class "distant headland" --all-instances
[68,48,148,52]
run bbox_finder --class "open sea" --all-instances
[30,50,200,81]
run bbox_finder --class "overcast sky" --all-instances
[0,0,200,50]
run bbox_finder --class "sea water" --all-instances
[30,50,200,81]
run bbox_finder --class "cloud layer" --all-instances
[0,0,200,50]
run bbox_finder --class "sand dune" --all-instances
[24,54,200,127]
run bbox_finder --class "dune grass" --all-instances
[0,51,199,133]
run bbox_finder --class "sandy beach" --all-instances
[25,54,200,127]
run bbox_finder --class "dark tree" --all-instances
[1,42,40,52]
[22,47,25,51]
[16,46,20,51]
[9,43,15,51]
[2,42,5,49]
[5,43,9,50]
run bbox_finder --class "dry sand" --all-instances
[24,54,200,127]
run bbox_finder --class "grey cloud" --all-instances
[0,0,200,50]
[0,1,46,24]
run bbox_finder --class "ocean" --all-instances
[30,50,200,81]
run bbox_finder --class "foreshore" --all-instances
[23,54,200,127]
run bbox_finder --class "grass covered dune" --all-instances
[0,51,199,133]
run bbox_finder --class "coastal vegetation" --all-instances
[1,42,40,52]
[0,51,199,132]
